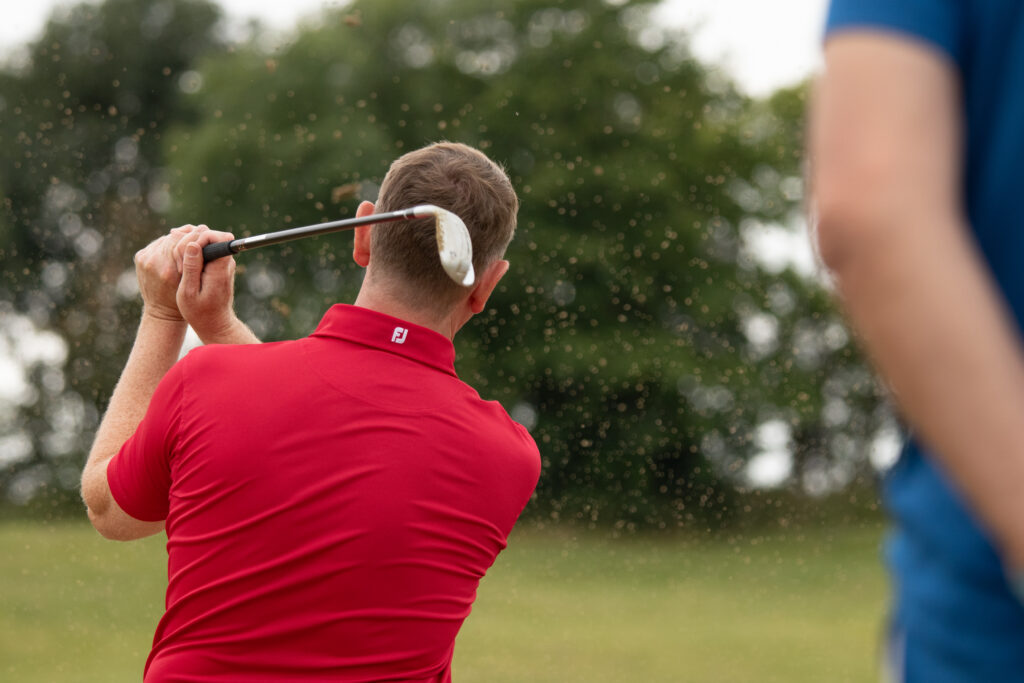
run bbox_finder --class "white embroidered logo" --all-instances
[391,327,409,344]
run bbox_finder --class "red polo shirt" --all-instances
[107,304,541,682]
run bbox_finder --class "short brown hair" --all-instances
[371,142,518,308]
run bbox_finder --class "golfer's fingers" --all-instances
[135,234,178,283]
[204,248,236,281]
[188,230,234,274]
[197,241,237,293]
[171,225,210,271]
[169,224,196,237]
[180,235,235,294]
[188,229,235,251]
[166,224,199,256]
[179,242,236,335]
[180,242,205,299]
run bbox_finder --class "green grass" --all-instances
[0,521,167,681]
[0,520,887,682]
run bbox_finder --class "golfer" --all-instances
[812,3,1024,680]
[81,142,541,681]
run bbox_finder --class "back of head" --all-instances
[370,142,519,310]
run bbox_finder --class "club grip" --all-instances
[202,240,235,262]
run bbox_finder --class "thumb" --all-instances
[182,243,203,299]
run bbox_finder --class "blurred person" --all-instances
[80,142,541,681]
[811,2,1024,680]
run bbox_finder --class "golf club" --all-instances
[201,205,475,286]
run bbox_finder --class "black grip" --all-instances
[202,240,235,262]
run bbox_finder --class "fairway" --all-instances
[0,520,886,682]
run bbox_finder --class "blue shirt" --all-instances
[827,1,1024,680]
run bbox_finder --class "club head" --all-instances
[412,205,475,286]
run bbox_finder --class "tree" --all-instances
[164,0,887,528]
[0,0,225,508]
[1,0,888,527]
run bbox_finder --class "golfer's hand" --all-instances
[175,228,242,343]
[134,224,199,323]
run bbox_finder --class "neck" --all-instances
[353,280,465,340]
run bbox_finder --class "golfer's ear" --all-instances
[352,201,375,267]
[468,259,509,314]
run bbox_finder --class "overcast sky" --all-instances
[0,0,827,97]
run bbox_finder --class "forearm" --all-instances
[196,315,261,345]
[826,213,1024,568]
[81,311,186,516]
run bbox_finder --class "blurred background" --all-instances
[0,1,896,680]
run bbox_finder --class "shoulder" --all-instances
[458,388,541,469]
[167,341,299,395]
[178,339,296,368]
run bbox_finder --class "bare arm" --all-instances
[811,33,1024,568]
[81,228,194,539]
[81,226,250,539]
[80,313,183,539]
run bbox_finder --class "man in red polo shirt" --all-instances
[80,142,541,681]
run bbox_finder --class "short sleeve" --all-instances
[106,360,185,521]
[826,0,966,65]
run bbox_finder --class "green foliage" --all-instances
[0,0,889,528]
[0,0,225,500]
[164,0,886,527]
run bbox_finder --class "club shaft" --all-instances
[202,207,427,262]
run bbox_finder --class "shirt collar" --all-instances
[310,304,458,377]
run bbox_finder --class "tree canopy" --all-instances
[0,0,889,527]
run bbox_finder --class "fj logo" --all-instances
[391,327,409,344]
